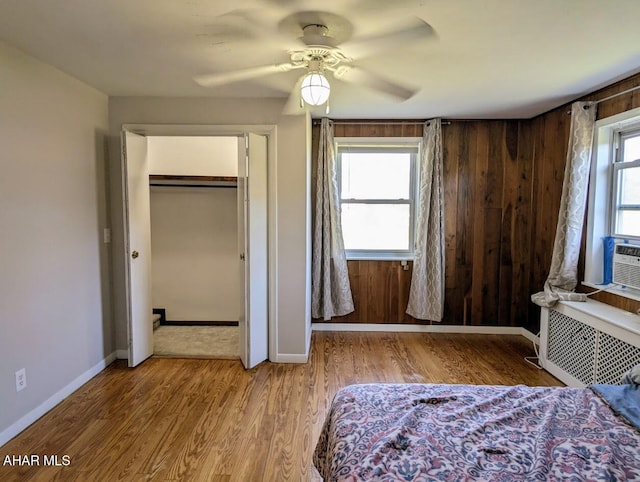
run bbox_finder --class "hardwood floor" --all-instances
[0,332,562,481]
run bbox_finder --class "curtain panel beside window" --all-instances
[531,101,596,308]
[406,119,445,321]
[311,118,355,320]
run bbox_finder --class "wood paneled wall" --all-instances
[527,109,572,330]
[312,120,534,327]
[312,72,640,330]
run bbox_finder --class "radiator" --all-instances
[540,299,640,387]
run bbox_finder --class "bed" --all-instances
[313,383,640,481]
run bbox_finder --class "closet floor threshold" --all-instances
[161,320,239,327]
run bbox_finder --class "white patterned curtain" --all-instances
[531,101,596,308]
[312,118,354,320]
[407,119,445,321]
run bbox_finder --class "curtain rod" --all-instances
[592,84,640,105]
[312,120,451,125]
[567,84,640,114]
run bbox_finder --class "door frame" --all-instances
[121,123,278,364]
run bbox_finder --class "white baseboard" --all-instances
[313,323,530,336]
[116,349,128,360]
[0,351,117,448]
[520,328,540,344]
[270,323,312,364]
[272,324,535,363]
[272,353,309,364]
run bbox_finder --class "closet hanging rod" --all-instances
[149,174,237,188]
[149,183,237,189]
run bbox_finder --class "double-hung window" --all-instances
[335,138,420,259]
[584,107,640,297]
[612,128,640,238]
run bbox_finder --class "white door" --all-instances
[238,133,268,369]
[122,130,154,367]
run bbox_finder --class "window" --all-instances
[336,138,420,259]
[584,107,640,299]
[612,128,640,238]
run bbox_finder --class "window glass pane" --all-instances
[341,204,410,250]
[616,210,640,237]
[618,166,640,205]
[622,135,640,163]
[341,151,411,199]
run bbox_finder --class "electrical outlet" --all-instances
[15,368,26,392]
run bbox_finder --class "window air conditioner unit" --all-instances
[612,243,640,290]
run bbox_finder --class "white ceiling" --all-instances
[1,0,639,119]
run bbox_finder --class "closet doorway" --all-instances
[121,126,271,370]
[148,136,240,360]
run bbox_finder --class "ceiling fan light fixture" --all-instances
[300,71,330,106]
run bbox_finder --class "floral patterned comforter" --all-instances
[313,384,640,481]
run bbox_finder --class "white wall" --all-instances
[275,114,313,360]
[150,187,239,321]
[147,136,238,176]
[108,97,311,362]
[148,135,240,321]
[0,41,111,444]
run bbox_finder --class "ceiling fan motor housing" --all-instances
[289,47,350,69]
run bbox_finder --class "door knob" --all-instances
[131,250,139,259]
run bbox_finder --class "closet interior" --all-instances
[147,135,241,358]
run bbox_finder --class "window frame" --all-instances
[335,137,421,260]
[584,107,640,300]
[610,127,640,238]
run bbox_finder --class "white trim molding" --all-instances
[585,107,640,295]
[279,325,537,363]
[313,323,538,340]
[273,353,310,364]
[0,352,117,447]
[118,123,279,366]
[116,349,129,359]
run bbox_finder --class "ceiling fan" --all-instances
[193,10,436,114]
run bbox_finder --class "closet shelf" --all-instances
[149,175,237,188]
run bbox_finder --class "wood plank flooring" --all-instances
[0,332,562,481]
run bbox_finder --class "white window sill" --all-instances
[582,281,640,302]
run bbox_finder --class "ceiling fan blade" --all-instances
[341,17,435,59]
[282,75,306,116]
[348,0,421,14]
[194,63,295,87]
[333,65,418,100]
[200,9,264,43]
[207,8,298,50]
